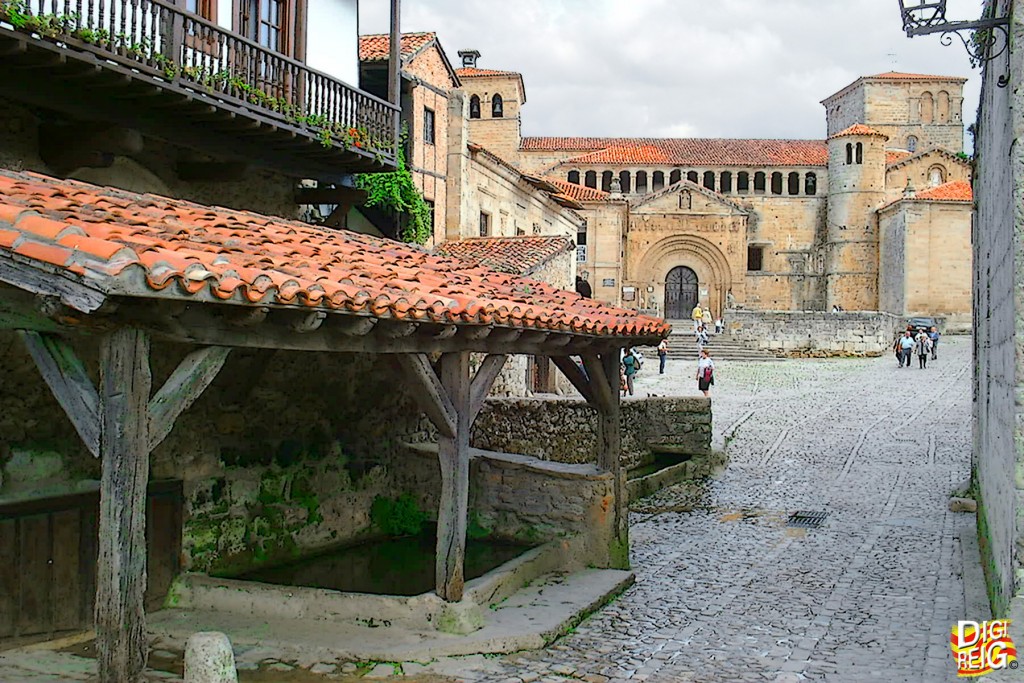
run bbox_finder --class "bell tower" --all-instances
[456,50,526,162]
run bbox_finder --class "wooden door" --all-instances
[665,266,698,320]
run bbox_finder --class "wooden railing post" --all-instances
[436,351,470,602]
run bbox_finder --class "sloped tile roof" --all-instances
[831,124,887,139]
[435,236,574,275]
[455,67,521,78]
[359,32,435,62]
[914,180,973,201]
[0,170,668,339]
[870,71,967,81]
[887,150,913,165]
[545,179,610,202]
[525,138,828,167]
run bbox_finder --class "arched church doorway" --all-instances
[665,266,698,319]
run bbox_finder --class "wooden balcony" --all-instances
[0,0,399,180]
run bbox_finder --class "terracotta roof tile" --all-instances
[914,180,973,202]
[870,71,967,81]
[359,32,435,62]
[435,236,574,275]
[545,179,610,202]
[0,170,667,339]
[455,67,521,78]
[525,137,828,167]
[887,150,913,165]
[831,124,887,139]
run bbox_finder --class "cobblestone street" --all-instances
[453,336,982,683]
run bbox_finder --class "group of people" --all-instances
[692,304,724,334]
[894,325,940,369]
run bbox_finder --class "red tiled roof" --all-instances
[525,138,828,167]
[870,71,967,81]
[359,32,435,62]
[887,150,912,165]
[545,179,610,202]
[455,67,521,78]
[831,124,887,139]
[0,170,666,339]
[435,236,574,276]
[914,180,973,202]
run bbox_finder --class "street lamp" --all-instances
[896,0,1009,83]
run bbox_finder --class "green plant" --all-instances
[355,134,433,244]
[370,493,427,537]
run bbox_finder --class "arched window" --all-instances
[754,171,766,193]
[669,169,682,185]
[687,171,699,184]
[601,170,613,193]
[737,172,750,193]
[805,172,817,195]
[703,171,715,191]
[636,170,648,193]
[491,93,503,118]
[921,91,934,123]
[787,172,800,195]
[567,170,580,185]
[652,171,665,191]
[721,171,733,193]
[928,165,946,186]
[584,170,597,188]
[855,142,863,165]
[619,170,632,194]
[469,95,481,119]
[907,135,918,152]
[770,172,783,195]
[846,143,853,165]
[937,90,950,123]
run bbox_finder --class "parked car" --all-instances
[906,316,938,333]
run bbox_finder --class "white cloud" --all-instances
[361,0,982,145]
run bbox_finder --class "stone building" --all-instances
[457,60,974,325]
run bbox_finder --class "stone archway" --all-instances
[632,235,737,319]
[664,266,699,319]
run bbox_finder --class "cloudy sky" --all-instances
[360,0,982,146]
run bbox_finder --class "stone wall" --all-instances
[471,397,712,471]
[725,309,902,357]
[973,0,1023,622]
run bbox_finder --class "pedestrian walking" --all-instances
[714,317,723,335]
[915,330,932,369]
[622,348,639,396]
[691,303,703,332]
[696,349,715,397]
[695,324,709,355]
[897,330,915,368]
[658,338,669,374]
[929,326,940,360]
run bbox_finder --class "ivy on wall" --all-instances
[355,134,433,245]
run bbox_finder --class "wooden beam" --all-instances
[469,354,507,421]
[582,353,615,412]
[551,355,596,408]
[148,346,231,452]
[388,0,402,107]
[294,186,368,205]
[18,331,101,458]
[0,254,108,314]
[96,328,152,683]
[394,353,456,438]
[595,349,628,570]
[436,351,470,602]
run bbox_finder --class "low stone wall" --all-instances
[472,397,712,471]
[725,309,902,357]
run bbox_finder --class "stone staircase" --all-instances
[645,325,781,362]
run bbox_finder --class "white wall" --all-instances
[217,0,232,30]
[306,0,360,86]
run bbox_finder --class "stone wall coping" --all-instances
[404,443,612,481]
[483,396,710,411]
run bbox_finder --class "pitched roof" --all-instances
[455,67,527,103]
[435,236,574,276]
[0,170,667,340]
[869,71,968,82]
[525,138,829,167]
[914,180,973,201]
[545,178,610,202]
[885,146,972,171]
[359,32,435,62]
[887,150,913,165]
[629,179,749,215]
[831,124,887,139]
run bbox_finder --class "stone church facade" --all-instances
[456,64,974,324]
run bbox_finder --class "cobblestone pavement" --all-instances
[448,337,982,683]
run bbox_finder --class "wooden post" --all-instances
[599,349,627,569]
[436,351,470,601]
[96,327,152,683]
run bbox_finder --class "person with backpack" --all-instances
[622,348,639,396]
[696,349,715,397]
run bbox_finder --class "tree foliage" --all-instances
[355,137,433,245]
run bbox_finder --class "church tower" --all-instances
[824,125,888,311]
[455,50,526,161]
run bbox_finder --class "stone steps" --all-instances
[649,333,781,362]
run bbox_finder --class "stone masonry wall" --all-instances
[726,310,902,357]
[471,397,712,471]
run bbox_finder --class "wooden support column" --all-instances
[436,351,471,601]
[96,327,152,683]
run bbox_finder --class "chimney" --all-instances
[458,49,481,69]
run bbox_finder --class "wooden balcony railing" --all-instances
[0,0,399,166]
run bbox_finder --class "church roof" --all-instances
[435,235,575,276]
[914,180,973,202]
[869,71,968,82]
[359,32,436,62]
[527,138,829,168]
[831,124,887,139]
[545,178,611,202]
[456,67,521,78]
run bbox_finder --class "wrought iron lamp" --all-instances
[897,0,1009,83]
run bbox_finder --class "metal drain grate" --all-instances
[787,510,829,528]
